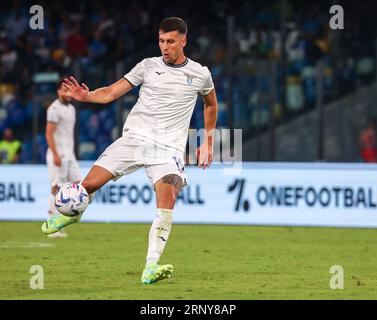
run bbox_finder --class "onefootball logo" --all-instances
[227,178,377,212]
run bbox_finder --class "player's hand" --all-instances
[196,142,213,169]
[53,153,61,167]
[63,76,90,102]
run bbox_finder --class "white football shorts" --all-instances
[46,150,81,187]
[94,134,187,188]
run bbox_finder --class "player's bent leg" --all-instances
[142,175,182,284]
[81,165,114,195]
[42,183,81,235]
[81,165,115,204]
[42,165,114,235]
[42,212,80,235]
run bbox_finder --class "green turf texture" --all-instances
[0,221,377,300]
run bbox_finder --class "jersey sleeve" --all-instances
[46,105,59,123]
[123,59,146,87]
[199,68,215,96]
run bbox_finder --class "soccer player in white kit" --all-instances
[42,17,218,284]
[45,80,81,238]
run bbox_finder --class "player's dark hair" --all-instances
[159,17,187,35]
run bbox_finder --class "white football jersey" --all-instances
[123,56,214,155]
[46,99,76,160]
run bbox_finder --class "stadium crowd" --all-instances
[0,0,375,163]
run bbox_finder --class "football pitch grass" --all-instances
[1,221,377,300]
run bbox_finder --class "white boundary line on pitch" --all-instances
[0,242,56,249]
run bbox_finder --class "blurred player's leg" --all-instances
[47,186,58,217]
[68,159,82,186]
[46,151,62,218]
[46,186,68,238]
[47,159,82,238]
[46,152,69,238]
[42,165,114,235]
[141,173,183,284]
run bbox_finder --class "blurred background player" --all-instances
[45,79,82,238]
[41,17,218,284]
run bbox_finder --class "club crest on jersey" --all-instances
[183,73,196,85]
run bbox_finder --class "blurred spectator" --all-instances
[66,24,88,58]
[88,31,107,62]
[5,7,28,43]
[58,15,74,45]
[0,0,375,162]
[0,127,21,163]
[0,39,18,73]
[359,119,377,163]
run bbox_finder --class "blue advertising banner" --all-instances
[1,162,377,227]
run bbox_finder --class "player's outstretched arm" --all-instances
[63,76,133,104]
[196,89,218,169]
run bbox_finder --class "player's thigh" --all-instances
[68,159,82,183]
[47,154,69,188]
[90,136,145,190]
[82,162,143,195]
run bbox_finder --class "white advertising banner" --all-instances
[1,162,377,228]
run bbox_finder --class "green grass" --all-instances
[0,221,377,299]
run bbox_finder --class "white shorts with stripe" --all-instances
[94,134,187,187]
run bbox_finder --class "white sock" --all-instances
[146,208,173,266]
[88,192,96,204]
[48,194,57,218]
